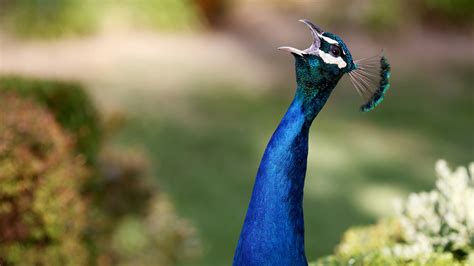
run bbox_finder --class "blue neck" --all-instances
[233,55,342,265]
[233,81,335,265]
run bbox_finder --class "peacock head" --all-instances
[279,19,356,81]
[279,19,391,112]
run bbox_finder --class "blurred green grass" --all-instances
[0,0,100,38]
[109,67,473,265]
[0,0,201,38]
[2,0,473,39]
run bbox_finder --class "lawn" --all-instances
[110,66,473,266]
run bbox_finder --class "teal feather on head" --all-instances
[349,53,392,112]
[359,56,391,112]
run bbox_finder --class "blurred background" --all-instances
[0,0,472,265]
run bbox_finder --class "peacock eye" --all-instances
[329,45,341,57]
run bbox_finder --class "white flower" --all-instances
[391,160,474,259]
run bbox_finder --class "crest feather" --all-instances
[348,54,391,112]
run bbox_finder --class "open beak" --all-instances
[277,46,306,57]
[278,19,323,57]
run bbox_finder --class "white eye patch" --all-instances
[318,34,338,45]
[318,50,347,69]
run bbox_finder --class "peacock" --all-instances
[233,19,391,265]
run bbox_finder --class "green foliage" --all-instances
[0,0,99,38]
[312,251,472,266]
[392,160,474,259]
[0,75,102,164]
[313,221,473,265]
[0,77,201,265]
[313,161,474,265]
[0,94,89,265]
[335,219,403,257]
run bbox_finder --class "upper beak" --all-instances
[278,19,323,56]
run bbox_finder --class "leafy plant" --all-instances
[313,160,474,265]
[0,81,201,265]
[0,75,102,165]
[391,160,474,260]
[0,94,89,265]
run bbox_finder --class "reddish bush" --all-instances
[0,94,89,265]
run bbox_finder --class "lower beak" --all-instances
[277,46,305,57]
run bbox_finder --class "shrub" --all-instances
[0,78,201,265]
[390,160,474,260]
[0,94,89,265]
[313,160,474,266]
[0,75,102,165]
